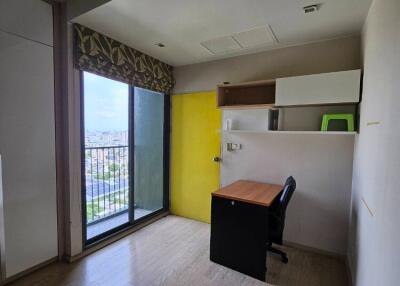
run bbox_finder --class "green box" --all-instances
[321,114,354,132]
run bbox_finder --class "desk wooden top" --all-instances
[212,180,283,207]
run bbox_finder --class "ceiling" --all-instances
[73,0,372,67]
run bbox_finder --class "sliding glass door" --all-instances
[82,72,130,241]
[81,72,168,244]
[133,87,165,219]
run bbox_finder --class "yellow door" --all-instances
[171,91,221,223]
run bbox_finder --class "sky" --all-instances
[83,71,129,132]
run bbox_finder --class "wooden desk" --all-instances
[210,180,283,281]
[212,180,283,207]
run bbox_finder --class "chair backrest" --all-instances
[278,176,296,213]
[267,177,296,244]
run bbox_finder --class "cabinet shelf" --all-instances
[217,70,361,109]
[219,104,276,110]
[217,80,276,108]
[222,130,357,135]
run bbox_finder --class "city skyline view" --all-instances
[83,72,131,231]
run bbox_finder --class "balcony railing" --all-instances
[84,145,129,224]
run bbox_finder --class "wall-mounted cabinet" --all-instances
[217,69,361,109]
[217,79,275,109]
[217,69,361,133]
[275,70,361,106]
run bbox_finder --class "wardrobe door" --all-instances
[0,29,57,278]
[0,0,53,46]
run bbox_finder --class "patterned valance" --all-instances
[74,24,174,94]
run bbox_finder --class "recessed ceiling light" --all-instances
[156,43,165,48]
[303,4,321,14]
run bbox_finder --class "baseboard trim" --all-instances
[1,257,58,285]
[66,210,169,262]
[283,241,345,261]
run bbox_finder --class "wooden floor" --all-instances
[8,216,348,286]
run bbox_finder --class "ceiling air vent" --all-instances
[201,36,241,55]
[201,25,278,55]
[233,25,277,48]
[303,4,320,14]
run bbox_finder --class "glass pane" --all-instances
[83,72,130,240]
[134,87,164,219]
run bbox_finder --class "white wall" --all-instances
[0,0,57,278]
[221,132,355,255]
[348,0,400,285]
[174,36,360,94]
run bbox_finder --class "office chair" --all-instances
[267,176,296,264]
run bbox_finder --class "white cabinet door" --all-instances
[0,0,53,46]
[0,30,57,278]
[276,70,361,106]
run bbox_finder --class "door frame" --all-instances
[79,71,170,247]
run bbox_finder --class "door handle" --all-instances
[213,156,222,163]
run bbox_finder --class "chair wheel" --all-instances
[281,255,288,264]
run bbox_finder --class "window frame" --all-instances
[79,71,170,247]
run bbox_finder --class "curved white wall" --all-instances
[348,0,400,285]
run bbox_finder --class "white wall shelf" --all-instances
[222,130,357,135]
[219,104,276,110]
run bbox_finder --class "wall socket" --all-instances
[227,142,242,151]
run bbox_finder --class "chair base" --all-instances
[268,243,288,264]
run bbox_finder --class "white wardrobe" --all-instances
[0,0,57,278]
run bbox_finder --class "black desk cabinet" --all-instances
[210,196,269,281]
